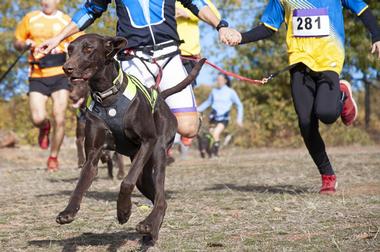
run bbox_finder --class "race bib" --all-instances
[292,8,330,37]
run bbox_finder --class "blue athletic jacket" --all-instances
[72,0,208,49]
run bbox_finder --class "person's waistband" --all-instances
[30,53,66,69]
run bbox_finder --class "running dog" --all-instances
[59,33,205,244]
[70,83,125,179]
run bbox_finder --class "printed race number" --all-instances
[292,8,330,37]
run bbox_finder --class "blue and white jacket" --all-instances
[72,0,208,49]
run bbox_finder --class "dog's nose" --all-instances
[63,64,74,75]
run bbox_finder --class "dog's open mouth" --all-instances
[70,77,87,83]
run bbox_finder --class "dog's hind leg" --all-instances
[105,151,114,179]
[114,153,125,180]
[117,139,156,225]
[136,143,167,244]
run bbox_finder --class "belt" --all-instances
[30,53,66,69]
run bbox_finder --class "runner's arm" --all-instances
[230,0,283,46]
[231,90,243,125]
[239,24,276,44]
[343,1,380,58]
[358,8,380,44]
[37,0,110,54]
[179,0,219,27]
[198,93,213,113]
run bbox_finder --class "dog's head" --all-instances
[63,34,127,84]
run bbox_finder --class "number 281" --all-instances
[296,17,321,30]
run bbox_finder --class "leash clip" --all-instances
[93,92,103,103]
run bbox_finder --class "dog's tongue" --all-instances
[72,97,85,109]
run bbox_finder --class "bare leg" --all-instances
[175,112,199,138]
[50,89,69,157]
[211,123,225,142]
[29,92,49,127]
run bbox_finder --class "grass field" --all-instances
[0,143,379,251]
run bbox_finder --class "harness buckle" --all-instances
[93,92,103,103]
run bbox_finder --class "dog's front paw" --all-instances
[136,221,152,234]
[117,208,131,224]
[56,210,76,224]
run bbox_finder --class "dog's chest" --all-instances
[88,93,138,156]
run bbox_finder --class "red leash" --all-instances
[181,56,266,86]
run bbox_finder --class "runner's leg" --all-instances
[29,92,49,127]
[211,123,225,142]
[50,89,69,157]
[122,55,199,137]
[160,55,199,137]
[314,71,342,124]
[290,65,334,175]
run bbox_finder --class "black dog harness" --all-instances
[86,65,158,156]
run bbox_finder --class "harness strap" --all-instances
[136,40,182,55]
[124,49,179,88]
[92,62,124,103]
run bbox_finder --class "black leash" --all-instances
[264,64,296,82]
[0,45,31,84]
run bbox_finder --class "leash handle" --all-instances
[0,45,31,84]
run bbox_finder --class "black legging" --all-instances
[290,63,344,175]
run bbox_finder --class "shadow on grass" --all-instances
[36,190,176,201]
[47,176,114,184]
[28,230,152,252]
[205,184,312,194]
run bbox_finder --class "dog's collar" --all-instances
[92,62,124,103]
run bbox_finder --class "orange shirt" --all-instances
[15,10,82,78]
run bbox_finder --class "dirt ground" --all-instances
[0,143,379,251]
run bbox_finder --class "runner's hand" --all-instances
[219,28,242,46]
[371,41,380,59]
[37,36,62,55]
[25,39,35,49]
[176,7,190,19]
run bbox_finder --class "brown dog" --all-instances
[59,33,205,244]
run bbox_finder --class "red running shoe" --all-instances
[319,175,337,195]
[181,136,193,147]
[38,120,51,149]
[47,156,59,171]
[340,80,358,126]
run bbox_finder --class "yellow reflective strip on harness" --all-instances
[124,75,137,100]
[128,74,157,112]
[113,64,124,85]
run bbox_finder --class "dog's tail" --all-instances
[160,58,206,100]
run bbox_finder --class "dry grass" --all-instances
[0,143,379,251]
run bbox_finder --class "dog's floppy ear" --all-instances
[104,36,128,60]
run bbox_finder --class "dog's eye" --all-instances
[83,47,93,54]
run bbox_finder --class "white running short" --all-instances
[121,42,197,113]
